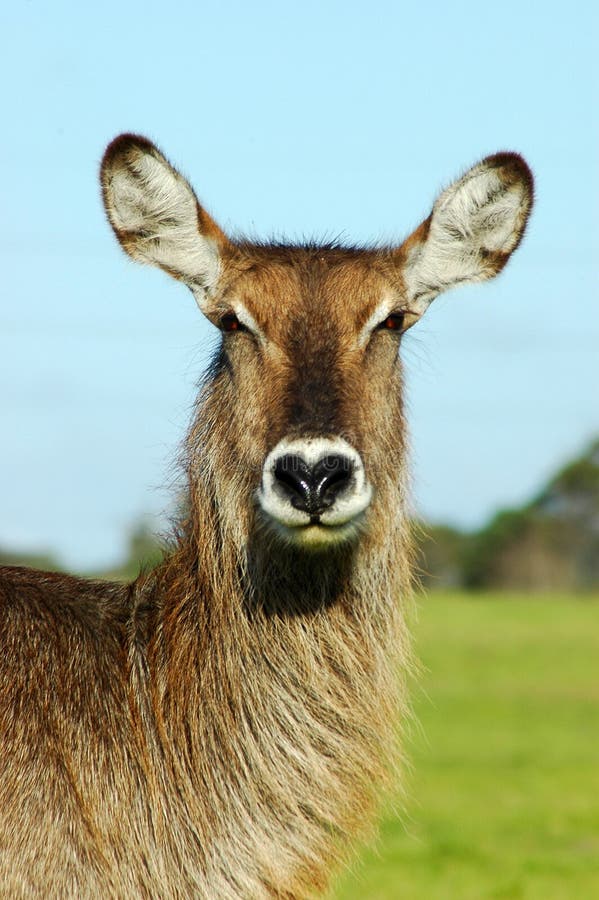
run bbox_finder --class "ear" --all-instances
[100,134,231,308]
[399,153,534,314]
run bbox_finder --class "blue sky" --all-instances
[1,0,597,569]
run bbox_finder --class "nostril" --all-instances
[271,452,356,517]
[313,456,354,508]
[261,440,370,530]
[273,455,313,512]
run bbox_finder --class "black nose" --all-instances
[273,454,354,516]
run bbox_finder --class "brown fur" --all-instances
[0,246,413,899]
[0,137,533,898]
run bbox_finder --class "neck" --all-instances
[136,467,413,897]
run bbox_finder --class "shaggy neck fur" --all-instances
[131,388,414,900]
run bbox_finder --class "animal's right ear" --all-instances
[100,134,231,308]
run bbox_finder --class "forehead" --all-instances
[220,244,402,333]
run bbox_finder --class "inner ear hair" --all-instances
[100,134,229,298]
[400,152,534,311]
[436,152,533,259]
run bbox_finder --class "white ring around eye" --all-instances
[230,301,265,342]
[357,298,395,348]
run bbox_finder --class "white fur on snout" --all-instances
[257,437,373,540]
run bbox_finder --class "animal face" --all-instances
[101,136,533,550]
[202,246,413,548]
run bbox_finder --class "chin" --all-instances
[263,517,366,551]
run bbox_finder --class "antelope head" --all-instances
[101,136,533,553]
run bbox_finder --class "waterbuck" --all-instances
[0,135,533,898]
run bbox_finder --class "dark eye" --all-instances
[378,312,405,332]
[219,312,245,333]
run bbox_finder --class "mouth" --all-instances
[259,509,367,550]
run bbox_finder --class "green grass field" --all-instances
[330,594,599,899]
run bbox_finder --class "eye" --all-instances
[219,312,246,333]
[377,312,406,332]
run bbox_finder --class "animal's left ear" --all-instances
[398,153,534,314]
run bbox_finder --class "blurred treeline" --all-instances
[1,439,598,592]
[416,438,599,592]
